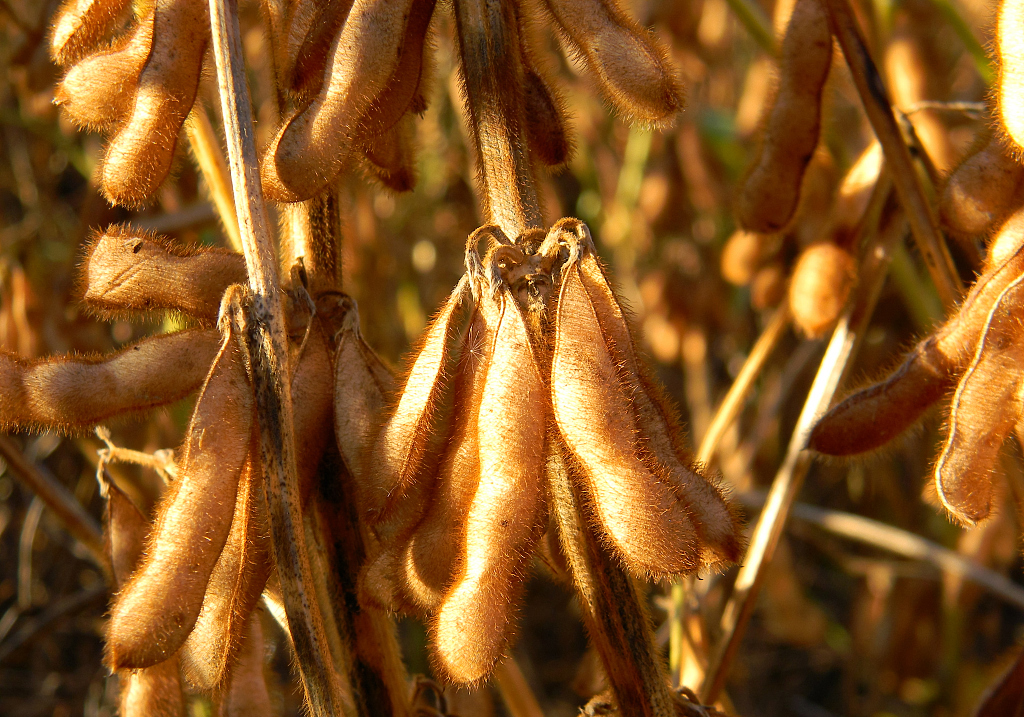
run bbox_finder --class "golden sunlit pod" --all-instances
[997,0,1024,153]
[788,242,856,338]
[941,136,1024,238]
[51,0,134,66]
[362,113,419,193]
[216,616,273,717]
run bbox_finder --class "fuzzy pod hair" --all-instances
[362,113,419,193]
[119,659,187,717]
[51,0,134,66]
[100,0,208,206]
[262,0,435,202]
[518,16,574,168]
[736,0,833,234]
[540,0,684,124]
[0,329,220,433]
[998,0,1024,154]
[55,12,154,132]
[106,323,253,669]
[216,616,273,717]
[941,135,1024,238]
[81,226,246,323]
[432,286,548,685]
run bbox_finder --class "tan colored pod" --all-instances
[541,0,683,124]
[362,113,418,193]
[101,0,208,206]
[941,136,1024,238]
[935,276,1024,525]
[285,0,352,100]
[984,204,1024,273]
[552,259,700,578]
[0,329,219,432]
[998,0,1024,153]
[82,226,246,322]
[810,337,954,455]
[290,326,337,505]
[720,230,773,286]
[569,231,740,567]
[519,33,573,168]
[179,459,272,692]
[217,615,273,717]
[54,13,154,132]
[106,326,253,670]
[750,263,787,310]
[364,276,468,519]
[403,304,492,611]
[829,142,884,249]
[262,0,426,202]
[736,0,832,233]
[433,288,547,685]
[788,242,856,338]
[100,473,149,586]
[51,0,134,66]
[119,658,187,717]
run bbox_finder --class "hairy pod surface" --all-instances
[180,459,272,692]
[83,227,246,322]
[810,337,954,455]
[102,474,149,586]
[262,0,424,202]
[362,114,418,193]
[285,0,352,101]
[542,0,684,124]
[998,0,1024,153]
[403,306,492,611]
[364,277,468,519]
[574,240,741,567]
[520,37,573,168]
[51,0,134,66]
[941,136,1024,238]
[736,0,832,233]
[290,326,337,505]
[433,287,548,685]
[0,329,219,432]
[217,616,273,717]
[106,326,253,669]
[119,658,187,717]
[552,259,700,577]
[100,0,208,206]
[935,276,1024,525]
[788,242,857,338]
[984,203,1024,274]
[55,13,154,132]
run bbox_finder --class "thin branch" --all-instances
[823,0,964,308]
[185,106,243,252]
[700,199,907,704]
[0,435,107,574]
[736,492,1024,611]
[206,1,350,715]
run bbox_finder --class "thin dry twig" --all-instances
[700,196,906,703]
[206,0,349,714]
[822,0,963,307]
[0,435,107,573]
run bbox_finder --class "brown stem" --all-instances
[207,1,351,715]
[548,446,675,717]
[282,192,342,293]
[453,0,542,236]
[822,0,964,308]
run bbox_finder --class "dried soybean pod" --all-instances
[217,616,273,717]
[434,288,548,685]
[0,329,219,432]
[810,337,954,455]
[119,659,187,717]
[54,14,154,132]
[101,0,208,206]
[518,25,573,168]
[286,0,352,100]
[935,276,1024,525]
[788,242,857,338]
[736,0,832,233]
[830,142,884,249]
[998,0,1024,153]
[942,136,1024,238]
[290,326,336,506]
[100,474,149,586]
[403,304,492,611]
[552,259,700,577]
[984,204,1024,273]
[720,230,774,286]
[262,0,423,202]
[82,227,246,323]
[106,324,254,669]
[567,226,740,566]
[540,0,683,124]
[51,0,134,66]
[750,263,787,310]
[364,276,469,519]
[179,459,272,692]
[362,114,418,193]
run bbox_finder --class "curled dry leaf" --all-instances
[736,0,833,234]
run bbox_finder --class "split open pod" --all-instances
[361,218,742,685]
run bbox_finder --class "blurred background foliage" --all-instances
[0,0,1021,714]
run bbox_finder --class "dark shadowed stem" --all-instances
[548,447,676,717]
[0,436,107,575]
[453,0,541,237]
[283,192,342,292]
[207,1,351,715]
[700,196,907,704]
[822,0,963,308]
